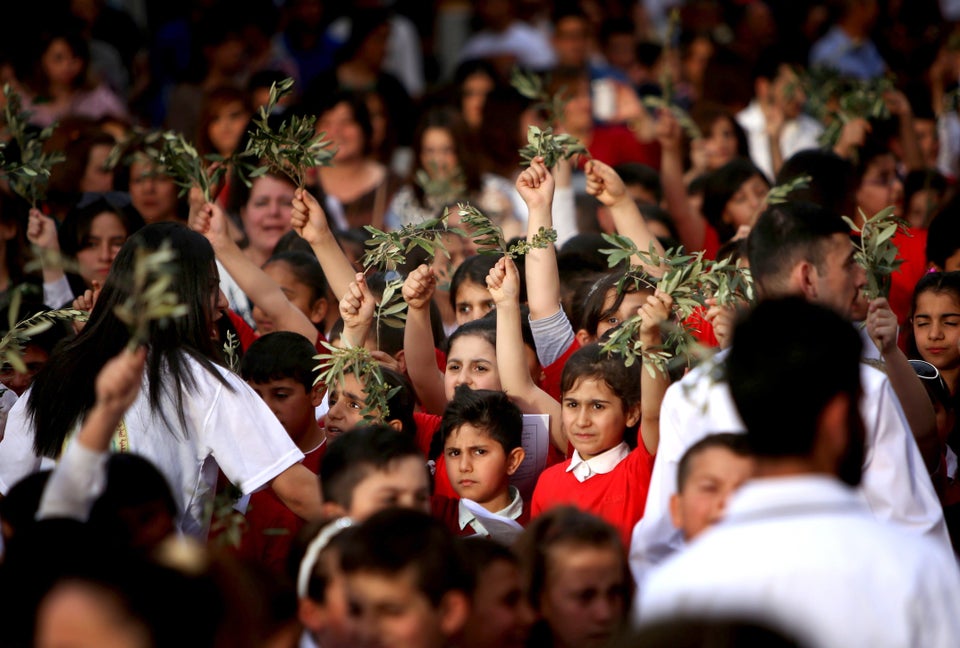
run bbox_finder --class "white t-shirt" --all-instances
[0,353,304,538]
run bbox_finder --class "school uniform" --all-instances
[432,486,528,537]
[637,475,960,648]
[531,442,655,549]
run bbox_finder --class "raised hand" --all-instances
[516,155,555,211]
[189,201,232,251]
[340,273,376,336]
[585,158,628,207]
[94,347,147,417]
[867,297,898,356]
[291,188,331,246]
[27,208,59,251]
[402,264,437,310]
[485,256,520,305]
[704,297,738,350]
[638,290,674,349]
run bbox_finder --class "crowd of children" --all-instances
[2,1,960,647]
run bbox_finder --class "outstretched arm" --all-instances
[339,273,376,348]
[190,198,319,343]
[517,156,562,321]
[585,158,665,275]
[291,188,357,300]
[637,290,673,455]
[402,264,448,414]
[487,256,565,452]
[656,109,704,253]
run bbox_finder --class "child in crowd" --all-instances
[294,516,357,648]
[432,386,527,537]
[459,537,534,648]
[319,424,430,521]
[910,271,960,395]
[338,508,472,648]
[488,255,671,547]
[238,331,326,577]
[669,433,755,542]
[515,506,631,648]
[253,250,330,337]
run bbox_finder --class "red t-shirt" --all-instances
[530,444,655,549]
[582,125,661,170]
[889,228,928,327]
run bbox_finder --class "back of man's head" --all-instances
[727,298,862,469]
[747,201,849,298]
[776,150,857,218]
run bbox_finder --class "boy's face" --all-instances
[345,567,460,648]
[326,373,376,438]
[348,456,431,522]
[670,446,755,541]
[855,153,903,219]
[249,377,321,443]
[444,423,523,511]
[460,559,532,648]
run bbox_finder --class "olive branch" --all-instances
[314,342,399,422]
[511,68,590,167]
[415,164,466,205]
[453,203,557,258]
[0,85,66,207]
[113,242,189,350]
[243,77,336,189]
[842,205,910,301]
[801,70,895,150]
[0,300,86,374]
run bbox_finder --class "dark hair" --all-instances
[515,506,629,614]
[439,385,523,453]
[0,470,51,543]
[293,517,353,602]
[560,343,642,413]
[47,124,117,206]
[320,424,424,510]
[381,366,418,436]
[306,91,374,157]
[675,433,752,492]
[614,163,663,204]
[241,331,319,391]
[746,201,849,298]
[27,223,231,458]
[197,85,251,157]
[449,254,498,312]
[444,308,498,355]
[365,272,406,356]
[689,103,750,163]
[906,271,960,360]
[576,271,654,337]
[903,169,948,228]
[31,19,91,95]
[478,86,533,177]
[701,159,769,243]
[727,298,862,463]
[775,149,857,218]
[926,194,960,269]
[411,108,483,206]
[265,250,329,304]
[58,194,146,259]
[461,536,519,581]
[339,508,473,605]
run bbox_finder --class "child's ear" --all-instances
[394,349,407,375]
[438,590,471,639]
[386,418,404,433]
[505,447,526,476]
[574,328,593,347]
[668,493,684,532]
[298,598,326,632]
[322,501,348,519]
[311,298,330,326]
[625,403,641,429]
[310,384,325,408]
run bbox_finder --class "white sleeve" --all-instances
[43,275,75,309]
[36,441,107,521]
[0,392,44,495]
[552,186,578,248]
[858,367,952,551]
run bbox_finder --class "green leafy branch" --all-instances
[113,242,189,350]
[642,96,701,141]
[454,203,556,258]
[244,77,336,189]
[374,277,407,351]
[700,257,755,308]
[415,164,466,205]
[510,68,590,167]
[0,302,86,374]
[314,342,399,422]
[842,205,910,301]
[751,173,812,223]
[142,131,229,202]
[206,481,246,550]
[805,72,895,149]
[0,85,65,207]
[362,213,450,271]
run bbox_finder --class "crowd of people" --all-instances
[1,0,960,646]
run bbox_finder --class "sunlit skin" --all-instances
[325,372,378,438]
[76,212,127,287]
[207,100,250,157]
[591,289,651,341]
[444,423,524,511]
[252,260,327,333]
[443,334,502,400]
[669,446,755,541]
[128,160,179,224]
[241,175,295,266]
[36,582,151,648]
[540,544,627,648]
[812,233,866,320]
[912,290,960,393]
[703,116,740,170]
[460,560,534,648]
[455,280,496,325]
[561,376,639,460]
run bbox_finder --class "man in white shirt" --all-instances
[636,298,960,648]
[629,201,950,584]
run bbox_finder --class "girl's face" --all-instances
[722,174,768,230]
[242,175,295,256]
[325,372,378,438]
[253,260,325,333]
[455,280,495,326]
[42,38,82,87]
[80,144,114,193]
[562,376,639,460]
[906,189,940,230]
[593,289,649,341]
[208,100,249,157]
[129,160,179,224]
[541,543,626,648]
[913,290,960,373]
[461,72,494,129]
[561,80,593,133]
[704,117,738,170]
[856,154,904,220]
[320,102,365,162]
[420,127,458,180]
[76,212,127,287]
[444,334,501,400]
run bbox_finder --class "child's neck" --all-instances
[295,421,326,453]
[478,487,513,515]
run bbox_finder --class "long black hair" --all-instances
[28,223,230,458]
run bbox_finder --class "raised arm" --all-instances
[517,156,562,321]
[636,290,673,455]
[291,188,357,300]
[190,199,319,344]
[867,297,940,473]
[656,109,705,253]
[487,256,566,452]
[339,273,376,348]
[585,159,665,275]
[402,264,447,414]
[28,208,75,308]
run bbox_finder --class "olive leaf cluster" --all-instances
[804,71,895,149]
[641,96,702,141]
[0,85,66,207]
[510,68,590,167]
[206,481,246,549]
[150,131,228,202]
[842,205,909,301]
[314,342,400,422]
[113,242,189,350]
[362,213,451,272]
[243,77,336,189]
[0,300,86,374]
[454,203,557,259]
[415,165,466,205]
[374,277,407,333]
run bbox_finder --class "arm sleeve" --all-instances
[0,393,43,495]
[36,442,107,521]
[44,276,75,309]
[529,308,576,368]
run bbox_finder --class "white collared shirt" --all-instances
[566,442,631,483]
[458,486,524,535]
